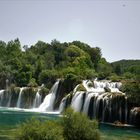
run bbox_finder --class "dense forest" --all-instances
[112,60,140,80]
[0,38,140,105]
[0,38,108,88]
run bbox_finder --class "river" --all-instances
[0,107,140,140]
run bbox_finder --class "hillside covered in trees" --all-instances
[0,39,140,106]
[111,60,140,79]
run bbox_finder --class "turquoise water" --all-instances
[0,107,59,140]
[0,107,140,140]
[0,107,59,126]
[99,123,140,140]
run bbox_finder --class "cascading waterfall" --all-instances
[129,107,140,127]
[33,89,41,108]
[0,81,59,110]
[0,90,4,106]
[7,95,12,107]
[125,97,128,123]
[59,84,81,113]
[16,87,24,108]
[38,80,60,112]
[59,97,67,113]
[0,79,138,125]
[83,92,97,114]
[59,79,129,124]
[71,91,84,112]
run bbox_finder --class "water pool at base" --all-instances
[0,107,140,140]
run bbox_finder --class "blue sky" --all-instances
[0,0,140,62]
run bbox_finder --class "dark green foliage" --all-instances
[39,70,59,89]
[113,64,122,75]
[6,38,22,58]
[97,58,113,79]
[120,81,140,106]
[62,73,82,93]
[40,87,49,100]
[27,78,38,87]
[16,71,32,87]
[88,47,102,69]
[61,108,100,140]
[0,61,12,89]
[112,60,140,80]
[0,41,6,60]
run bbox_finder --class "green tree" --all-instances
[114,64,122,75]
[61,108,100,140]
[51,39,65,65]
[97,58,113,79]
[71,41,90,52]
[43,52,55,69]
[0,40,6,60]
[0,61,12,89]
[6,38,22,58]
[39,70,59,88]
[34,58,45,82]
[64,45,93,69]
[88,47,102,69]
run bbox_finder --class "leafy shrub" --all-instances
[27,78,38,87]
[61,108,100,140]
[16,118,64,140]
[120,81,140,106]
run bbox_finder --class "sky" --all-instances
[0,0,140,62]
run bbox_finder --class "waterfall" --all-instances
[71,91,84,112]
[59,97,67,113]
[125,97,128,123]
[59,79,128,124]
[119,101,122,121]
[7,95,12,107]
[0,90,4,106]
[0,78,134,125]
[16,87,24,108]
[83,92,96,114]
[33,89,41,108]
[129,107,140,126]
[38,80,60,112]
